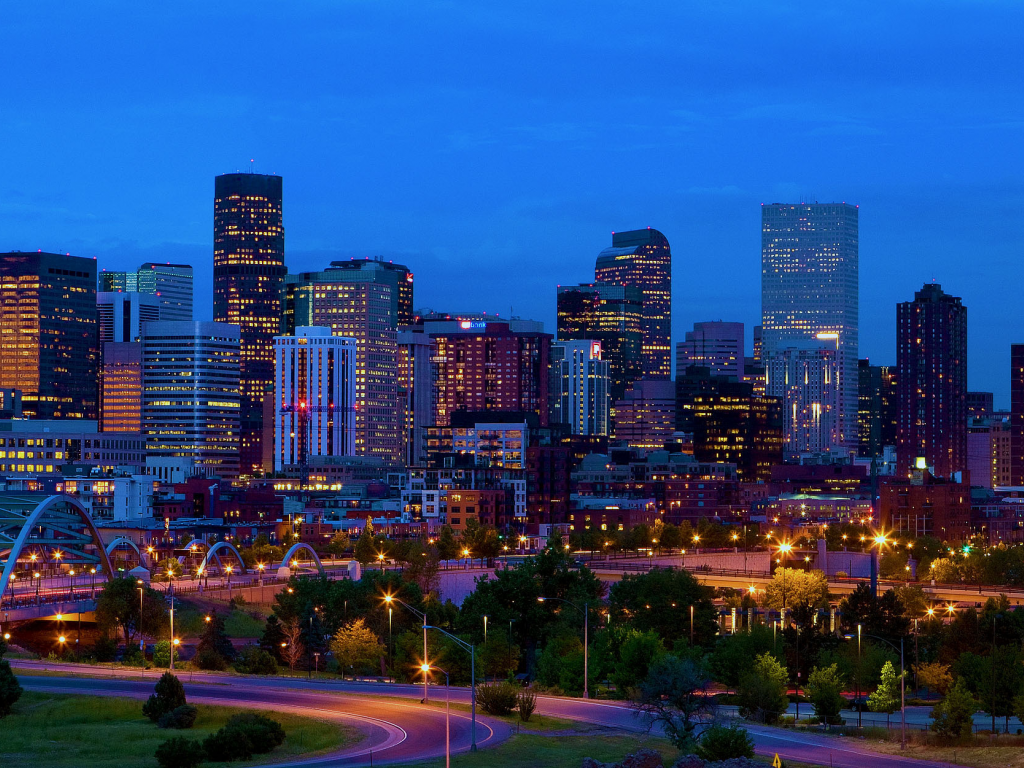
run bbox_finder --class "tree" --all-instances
[436,526,459,566]
[695,724,755,761]
[710,624,785,688]
[260,614,287,663]
[478,636,521,680]
[353,527,377,565]
[143,672,187,722]
[978,644,1024,731]
[631,654,716,750]
[806,664,845,725]
[609,567,717,646]
[763,568,829,615]
[737,652,789,724]
[0,658,23,717]
[281,620,305,670]
[611,630,666,693]
[194,611,235,669]
[154,737,206,768]
[95,577,168,647]
[915,662,952,696]
[868,660,903,727]
[330,619,384,679]
[930,680,977,739]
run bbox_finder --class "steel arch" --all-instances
[278,542,325,575]
[0,494,115,599]
[196,541,247,575]
[104,536,148,567]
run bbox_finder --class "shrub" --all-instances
[153,640,172,669]
[694,723,755,761]
[233,645,278,675]
[517,687,537,722]
[192,646,228,671]
[202,727,252,762]
[91,636,118,662]
[225,712,286,753]
[143,672,187,722]
[476,681,520,716]
[0,659,24,717]
[158,704,199,730]
[931,680,977,739]
[155,736,206,768]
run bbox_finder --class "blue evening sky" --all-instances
[2,3,1022,403]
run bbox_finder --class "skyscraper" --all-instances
[273,327,357,472]
[896,283,967,479]
[0,252,99,419]
[213,173,285,475]
[397,327,434,466]
[675,321,744,380]
[141,321,241,479]
[285,271,400,460]
[557,282,643,402]
[595,228,672,379]
[612,379,676,451]
[97,292,160,343]
[102,263,194,321]
[761,203,858,450]
[322,258,414,326]
[1013,344,1024,486]
[857,359,883,458]
[100,342,143,433]
[765,339,841,455]
[550,340,610,436]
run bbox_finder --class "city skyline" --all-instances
[2,4,1023,403]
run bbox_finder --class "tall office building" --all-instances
[880,365,899,449]
[0,252,98,419]
[273,327,357,472]
[100,342,143,432]
[966,392,994,420]
[322,258,414,326]
[595,228,672,379]
[675,321,744,380]
[857,359,883,458]
[102,263,194,321]
[896,283,967,478]
[557,282,643,402]
[285,271,400,460]
[967,416,1012,489]
[766,339,841,455]
[141,321,241,479]
[550,340,610,436]
[612,379,676,451]
[761,203,858,450]
[430,321,551,427]
[1009,344,1024,486]
[97,292,160,343]
[213,172,285,475]
[397,328,433,466]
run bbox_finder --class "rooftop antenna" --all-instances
[249,158,255,174]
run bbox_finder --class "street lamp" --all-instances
[225,565,233,599]
[424,624,477,751]
[538,596,589,698]
[421,664,451,768]
[384,594,430,703]
[257,562,265,585]
[846,630,906,749]
[138,580,145,653]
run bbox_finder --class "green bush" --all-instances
[143,672,188,722]
[192,646,227,671]
[233,645,278,675]
[476,681,519,716]
[155,736,206,768]
[0,659,24,717]
[517,687,537,722]
[694,723,755,761]
[153,640,172,669]
[158,704,198,730]
[202,727,252,762]
[203,712,286,761]
[931,680,977,739]
[91,636,118,662]
[737,653,789,724]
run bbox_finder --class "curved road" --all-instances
[10,661,956,768]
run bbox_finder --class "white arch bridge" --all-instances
[1,494,114,622]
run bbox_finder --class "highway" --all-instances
[8,661,962,768]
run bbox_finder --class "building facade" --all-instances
[320,258,414,326]
[0,251,99,419]
[97,291,160,343]
[675,321,744,380]
[213,173,285,475]
[556,282,643,403]
[612,379,676,451]
[273,327,357,472]
[1012,344,1024,486]
[102,263,193,321]
[100,342,143,433]
[857,359,883,458]
[550,340,610,436]
[141,321,241,479]
[595,228,672,380]
[765,338,841,455]
[896,283,967,478]
[761,203,858,450]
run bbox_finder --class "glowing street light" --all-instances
[421,664,452,768]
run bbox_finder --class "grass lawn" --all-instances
[0,691,357,768]
[223,608,267,638]
[854,733,1024,768]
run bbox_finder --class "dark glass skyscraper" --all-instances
[557,282,643,403]
[595,228,672,380]
[0,252,98,419]
[896,283,967,478]
[1011,344,1024,486]
[213,173,285,475]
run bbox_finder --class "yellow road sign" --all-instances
[772,754,782,768]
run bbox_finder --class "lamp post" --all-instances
[538,596,588,699]
[424,624,477,751]
[138,580,145,653]
[384,594,430,702]
[225,565,233,600]
[482,615,488,646]
[421,664,451,768]
[847,631,905,749]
